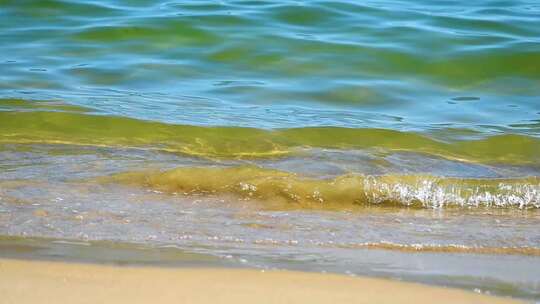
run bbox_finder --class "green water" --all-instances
[1,0,540,300]
[1,107,540,163]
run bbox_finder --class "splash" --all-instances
[103,166,540,209]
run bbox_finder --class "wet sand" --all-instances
[0,258,521,304]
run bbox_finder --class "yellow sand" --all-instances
[0,258,521,304]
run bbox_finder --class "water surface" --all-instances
[1,0,539,301]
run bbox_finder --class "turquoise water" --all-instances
[1,0,540,300]
[1,0,539,135]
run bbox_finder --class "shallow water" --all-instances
[1,144,540,300]
[0,0,539,301]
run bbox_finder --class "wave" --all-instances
[101,166,540,209]
[1,110,539,165]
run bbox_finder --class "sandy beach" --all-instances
[0,258,521,304]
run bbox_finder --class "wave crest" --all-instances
[103,166,540,209]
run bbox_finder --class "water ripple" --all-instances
[0,0,538,136]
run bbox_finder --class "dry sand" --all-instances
[0,258,521,304]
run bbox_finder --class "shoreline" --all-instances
[0,258,522,304]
